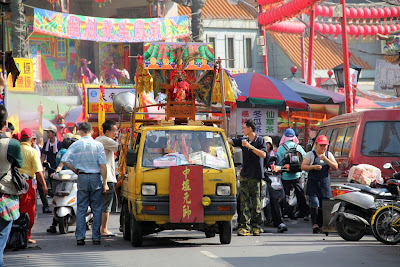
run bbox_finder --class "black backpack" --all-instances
[282,143,303,173]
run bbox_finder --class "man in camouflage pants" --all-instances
[229,119,267,236]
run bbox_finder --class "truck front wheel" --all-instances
[122,203,131,241]
[218,221,232,244]
[130,213,143,247]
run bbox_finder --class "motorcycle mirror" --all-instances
[383,163,392,169]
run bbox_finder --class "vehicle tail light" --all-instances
[332,189,352,197]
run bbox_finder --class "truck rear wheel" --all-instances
[122,203,131,241]
[130,213,143,247]
[218,221,232,244]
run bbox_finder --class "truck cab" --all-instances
[120,122,237,246]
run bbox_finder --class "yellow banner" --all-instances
[8,58,34,92]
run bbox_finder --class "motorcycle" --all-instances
[370,162,400,245]
[51,170,93,234]
[329,162,400,241]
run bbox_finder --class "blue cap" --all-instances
[284,128,295,137]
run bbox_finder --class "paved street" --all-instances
[3,202,400,267]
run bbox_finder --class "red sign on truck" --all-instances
[169,166,204,223]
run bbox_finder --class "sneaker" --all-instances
[252,227,260,236]
[93,240,101,245]
[77,239,85,246]
[303,216,310,221]
[312,224,320,234]
[237,228,250,236]
[277,223,288,233]
[47,225,57,233]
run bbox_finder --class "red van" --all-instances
[314,109,400,182]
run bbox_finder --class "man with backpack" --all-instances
[276,128,309,220]
[0,101,24,265]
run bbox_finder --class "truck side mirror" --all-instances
[126,149,138,167]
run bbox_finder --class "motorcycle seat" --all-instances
[346,183,389,196]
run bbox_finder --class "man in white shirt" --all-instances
[96,120,119,237]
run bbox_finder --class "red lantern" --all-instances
[322,6,329,17]
[314,23,322,32]
[377,7,385,18]
[349,25,357,36]
[320,23,327,34]
[377,25,384,34]
[390,7,398,18]
[335,24,341,35]
[349,7,357,19]
[396,24,400,31]
[384,7,391,18]
[370,8,378,19]
[345,8,350,18]
[357,25,364,36]
[364,25,371,35]
[328,6,333,17]
[290,66,298,74]
[371,25,378,35]
[327,70,334,77]
[356,8,364,19]
[384,25,391,35]
[364,7,371,19]
[390,24,397,32]
[329,24,336,35]
[315,5,322,16]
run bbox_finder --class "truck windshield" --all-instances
[361,121,400,157]
[141,130,230,169]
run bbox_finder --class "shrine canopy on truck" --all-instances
[143,42,215,70]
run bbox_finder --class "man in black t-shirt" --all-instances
[40,125,62,214]
[229,119,267,236]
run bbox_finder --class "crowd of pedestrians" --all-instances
[232,119,338,236]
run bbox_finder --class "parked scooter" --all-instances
[51,170,93,234]
[329,162,400,241]
[370,162,400,245]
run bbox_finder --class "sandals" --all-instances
[237,228,250,236]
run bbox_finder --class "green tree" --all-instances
[171,0,206,42]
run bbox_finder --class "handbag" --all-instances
[0,167,29,195]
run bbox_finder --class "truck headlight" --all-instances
[216,185,231,196]
[141,184,156,196]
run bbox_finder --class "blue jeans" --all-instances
[0,217,12,267]
[76,173,103,241]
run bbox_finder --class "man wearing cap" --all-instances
[18,128,48,243]
[277,128,309,220]
[61,122,108,245]
[41,125,62,214]
[301,135,338,233]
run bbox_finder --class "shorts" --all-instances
[102,182,116,213]
[308,195,320,208]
